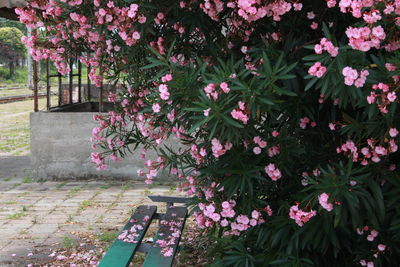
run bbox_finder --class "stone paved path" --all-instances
[0,156,175,267]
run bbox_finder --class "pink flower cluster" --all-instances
[318,193,334,211]
[189,144,208,165]
[90,152,107,171]
[231,101,249,124]
[200,0,224,21]
[337,0,374,18]
[252,136,267,155]
[211,138,232,158]
[367,82,397,113]
[150,37,166,55]
[203,82,231,101]
[337,137,398,165]
[118,220,145,243]
[17,0,146,82]
[342,67,369,87]
[220,82,231,93]
[345,26,386,52]
[356,226,389,266]
[299,117,317,129]
[158,73,173,100]
[289,204,317,227]
[196,200,266,236]
[137,158,163,184]
[308,62,327,78]
[314,38,339,57]
[155,215,185,257]
[359,260,375,267]
[203,84,218,101]
[264,163,282,181]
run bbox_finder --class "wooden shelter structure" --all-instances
[0,0,107,112]
[0,0,23,20]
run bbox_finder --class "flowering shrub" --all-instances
[17,0,400,266]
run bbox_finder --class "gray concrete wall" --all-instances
[30,112,171,180]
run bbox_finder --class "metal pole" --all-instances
[58,72,62,106]
[100,81,104,112]
[46,58,50,110]
[87,65,91,102]
[78,60,82,103]
[69,59,73,104]
[33,59,38,112]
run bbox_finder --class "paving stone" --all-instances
[28,223,59,236]
[0,162,172,266]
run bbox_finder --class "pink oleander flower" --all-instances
[264,163,282,181]
[389,128,399,137]
[161,73,173,82]
[220,219,229,227]
[378,244,386,251]
[299,117,310,129]
[387,92,397,102]
[308,62,327,78]
[152,103,161,113]
[231,109,249,124]
[220,82,230,93]
[289,204,316,227]
[318,193,334,211]
[315,38,338,56]
[253,146,262,154]
[342,67,368,87]
[236,215,250,224]
[211,138,227,158]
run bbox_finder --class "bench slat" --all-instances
[98,205,157,267]
[142,206,188,267]
[148,195,191,204]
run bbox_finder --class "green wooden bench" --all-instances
[98,195,191,267]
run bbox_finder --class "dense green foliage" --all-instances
[17,0,400,266]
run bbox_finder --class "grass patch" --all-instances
[0,96,58,156]
[3,177,11,182]
[65,187,81,198]
[17,192,29,198]
[143,189,152,195]
[56,182,67,189]
[6,206,27,220]
[62,236,78,249]
[36,178,47,183]
[96,215,104,223]
[66,214,74,223]
[4,201,17,204]
[121,184,130,191]
[97,231,118,243]
[6,212,25,220]
[19,229,29,235]
[100,184,110,189]
[22,177,33,183]
[168,185,176,194]
[79,200,95,210]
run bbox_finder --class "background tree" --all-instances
[0,26,26,78]
[0,17,26,34]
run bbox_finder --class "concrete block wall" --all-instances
[30,112,172,180]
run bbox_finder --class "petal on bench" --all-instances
[98,205,157,267]
[142,206,188,267]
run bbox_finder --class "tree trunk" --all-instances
[9,61,15,78]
